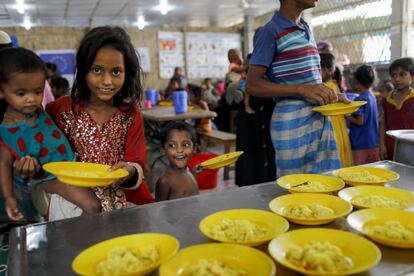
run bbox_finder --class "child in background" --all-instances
[376,79,394,119]
[226,49,246,84]
[51,76,70,99]
[170,66,188,91]
[163,77,181,101]
[0,47,100,221]
[201,78,220,109]
[345,65,380,165]
[240,54,255,114]
[47,26,154,219]
[380,57,414,160]
[189,85,212,133]
[215,80,225,95]
[156,121,199,201]
[320,53,341,93]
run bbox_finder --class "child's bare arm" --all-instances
[41,180,101,214]
[155,176,171,201]
[230,65,247,73]
[345,114,364,126]
[0,146,24,220]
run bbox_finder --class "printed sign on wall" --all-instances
[186,32,241,79]
[38,49,75,86]
[158,32,185,79]
[136,47,151,73]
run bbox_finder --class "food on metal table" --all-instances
[183,258,246,276]
[365,221,414,242]
[210,218,269,242]
[339,170,386,182]
[286,241,353,273]
[352,195,407,209]
[284,204,334,219]
[288,181,328,192]
[96,245,159,276]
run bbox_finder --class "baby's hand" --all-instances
[13,155,41,178]
[5,197,24,221]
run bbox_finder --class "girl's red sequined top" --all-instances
[47,96,154,211]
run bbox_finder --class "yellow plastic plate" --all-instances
[332,167,400,186]
[268,228,381,276]
[157,100,174,107]
[338,185,414,210]
[269,193,352,225]
[276,174,345,194]
[43,161,129,187]
[313,101,366,116]
[72,233,179,276]
[199,208,289,246]
[199,151,244,169]
[347,209,414,248]
[159,243,276,276]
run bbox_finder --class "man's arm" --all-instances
[246,65,347,105]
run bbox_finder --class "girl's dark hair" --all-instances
[0,47,47,86]
[0,47,47,120]
[389,57,414,75]
[72,26,142,117]
[160,121,197,148]
[320,53,335,69]
[353,64,377,88]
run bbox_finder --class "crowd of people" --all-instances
[0,0,413,223]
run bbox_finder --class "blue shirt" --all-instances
[249,11,321,86]
[349,91,379,150]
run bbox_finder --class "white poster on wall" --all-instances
[158,31,185,79]
[136,47,151,73]
[186,32,241,79]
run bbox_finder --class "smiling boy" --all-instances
[155,121,199,201]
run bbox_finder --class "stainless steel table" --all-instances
[7,161,414,276]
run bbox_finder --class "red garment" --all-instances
[46,96,154,210]
[382,89,414,158]
[352,148,380,165]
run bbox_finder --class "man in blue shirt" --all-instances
[246,0,349,177]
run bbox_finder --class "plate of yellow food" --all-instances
[159,243,276,276]
[72,233,179,276]
[312,101,366,116]
[338,185,414,210]
[199,151,244,170]
[157,100,174,107]
[269,193,352,225]
[268,228,381,276]
[199,209,289,246]
[276,174,345,194]
[332,167,399,186]
[43,161,129,187]
[347,208,414,248]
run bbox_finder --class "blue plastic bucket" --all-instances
[173,90,188,113]
[145,89,159,106]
